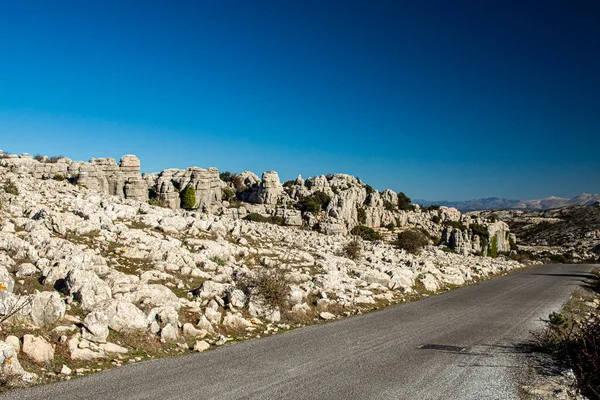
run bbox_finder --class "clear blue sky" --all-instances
[0,0,598,201]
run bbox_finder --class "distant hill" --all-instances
[416,193,600,212]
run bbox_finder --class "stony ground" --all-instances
[0,169,523,389]
[477,206,600,263]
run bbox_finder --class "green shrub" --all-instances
[444,220,467,230]
[431,215,441,224]
[385,222,395,231]
[282,180,295,188]
[245,213,283,225]
[470,223,490,249]
[52,173,65,181]
[350,225,381,241]
[4,182,18,196]
[396,229,429,254]
[222,188,235,201]
[470,223,489,239]
[488,235,499,258]
[219,171,233,182]
[364,184,374,195]
[299,192,331,214]
[397,192,413,211]
[210,257,227,267]
[148,197,167,207]
[180,186,196,209]
[356,206,367,224]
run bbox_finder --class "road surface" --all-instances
[3,263,595,400]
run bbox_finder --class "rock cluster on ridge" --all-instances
[0,152,512,255]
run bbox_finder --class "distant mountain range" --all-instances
[415,193,600,212]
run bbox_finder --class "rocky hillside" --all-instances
[477,203,600,262]
[418,194,600,212]
[0,151,521,387]
[0,151,513,256]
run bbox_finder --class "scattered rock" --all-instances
[22,335,54,364]
[319,312,336,321]
[60,364,72,375]
[193,340,210,352]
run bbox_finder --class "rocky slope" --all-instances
[476,204,600,262]
[0,152,522,387]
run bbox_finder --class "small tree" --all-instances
[180,186,196,209]
[397,192,413,211]
[219,171,233,182]
[396,229,429,254]
[488,235,499,258]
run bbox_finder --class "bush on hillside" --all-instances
[350,225,381,241]
[532,306,600,400]
[357,206,367,224]
[180,186,196,209]
[219,171,233,182]
[444,220,467,231]
[470,223,490,249]
[245,213,283,225]
[4,182,18,196]
[396,229,429,254]
[343,236,362,260]
[222,188,235,201]
[397,192,414,211]
[298,192,331,214]
[488,236,499,258]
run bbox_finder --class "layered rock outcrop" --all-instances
[154,167,221,209]
[1,152,508,246]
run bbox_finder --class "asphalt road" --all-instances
[3,263,595,400]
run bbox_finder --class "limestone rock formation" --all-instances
[248,171,284,205]
[0,151,525,384]
[154,167,221,209]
